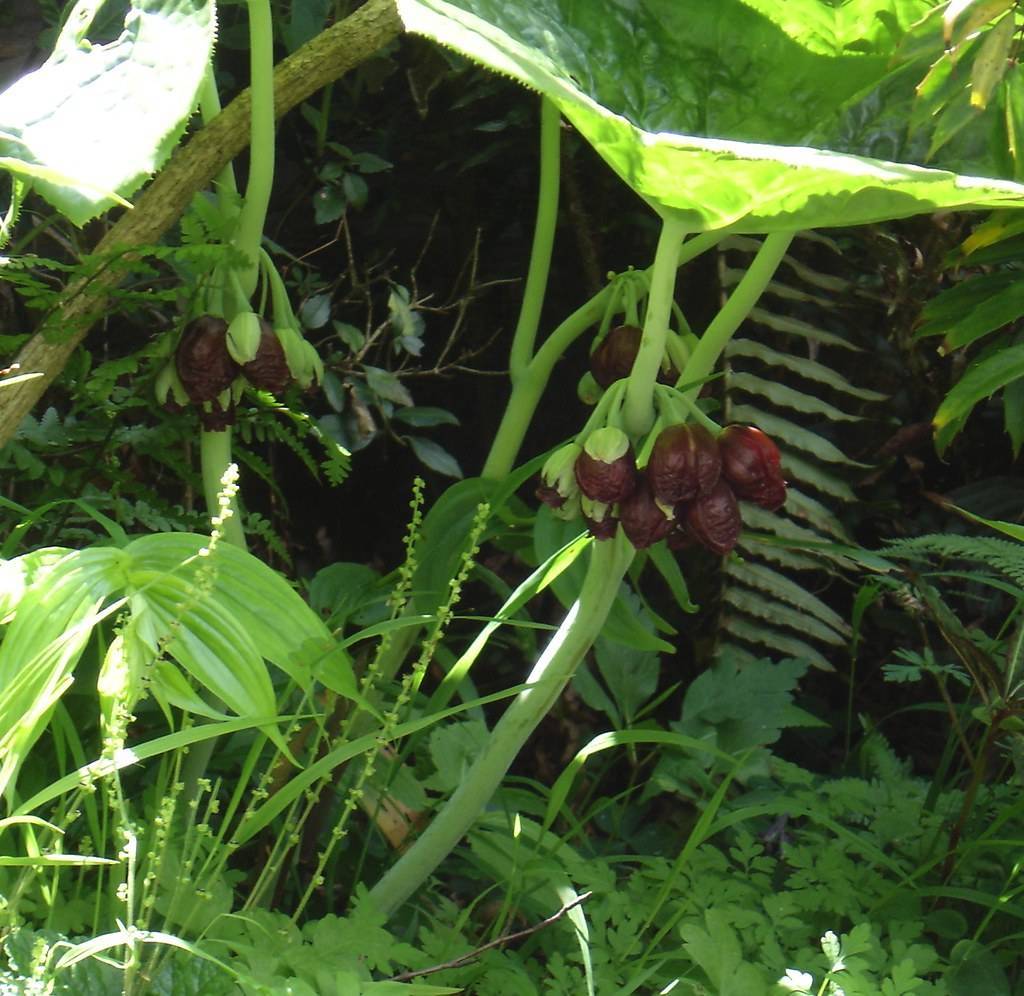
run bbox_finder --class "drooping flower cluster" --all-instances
[537,422,786,555]
[157,312,321,430]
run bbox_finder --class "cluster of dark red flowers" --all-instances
[173,315,291,429]
[538,422,786,555]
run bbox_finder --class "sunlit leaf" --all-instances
[0,0,216,225]
[933,344,1024,454]
[397,0,1024,234]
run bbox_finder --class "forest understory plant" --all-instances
[4,1,1024,994]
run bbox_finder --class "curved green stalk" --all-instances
[622,216,688,437]
[195,0,276,549]
[509,98,561,383]
[198,64,239,202]
[481,284,613,481]
[679,230,795,402]
[233,0,276,298]
[480,231,723,481]
[367,532,635,916]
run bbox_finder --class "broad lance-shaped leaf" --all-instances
[397,0,1024,231]
[933,343,1024,455]
[0,0,216,225]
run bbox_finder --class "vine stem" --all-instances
[508,97,561,383]
[234,0,276,298]
[678,230,795,401]
[366,532,635,916]
[623,215,688,437]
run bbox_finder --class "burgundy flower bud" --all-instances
[647,423,721,504]
[242,319,292,394]
[175,316,239,404]
[666,521,696,551]
[581,497,618,541]
[590,324,679,389]
[683,479,741,556]
[719,425,787,511]
[591,324,642,388]
[536,483,566,509]
[575,427,637,504]
[619,476,675,549]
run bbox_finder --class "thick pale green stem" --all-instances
[481,285,613,480]
[234,0,276,298]
[198,64,238,201]
[508,98,561,383]
[679,230,796,401]
[622,216,688,437]
[367,533,635,916]
[199,429,246,549]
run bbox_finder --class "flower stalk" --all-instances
[367,532,634,916]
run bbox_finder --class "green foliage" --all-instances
[0,0,216,226]
[3,0,1024,992]
[395,0,1024,233]
[716,233,873,671]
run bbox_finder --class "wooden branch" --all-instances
[0,0,403,447]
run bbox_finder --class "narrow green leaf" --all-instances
[1004,377,1024,457]
[942,279,1024,352]
[727,340,885,399]
[969,13,1014,110]
[393,406,460,427]
[730,371,861,423]
[933,344,1024,451]
[407,435,464,478]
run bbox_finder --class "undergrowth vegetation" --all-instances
[2,1,1024,993]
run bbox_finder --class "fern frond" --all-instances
[882,534,1024,588]
[725,559,850,636]
[713,232,886,669]
[722,614,834,671]
[731,405,867,467]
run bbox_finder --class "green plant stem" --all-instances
[481,286,613,480]
[509,98,561,384]
[199,429,245,549]
[234,0,276,298]
[678,230,795,402]
[480,230,723,480]
[367,532,635,916]
[198,63,238,201]
[623,215,688,436]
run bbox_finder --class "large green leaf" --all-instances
[933,343,1024,454]
[0,547,123,799]
[398,0,1024,231]
[0,0,216,225]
